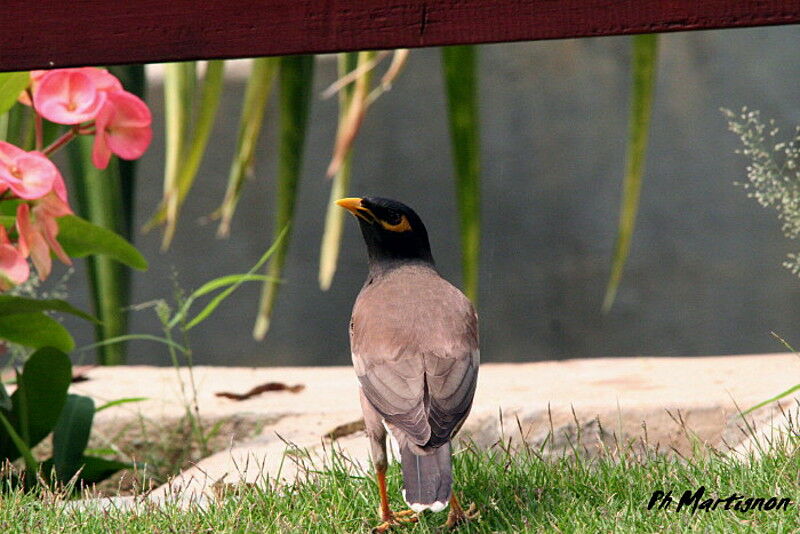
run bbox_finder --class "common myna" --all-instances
[337,197,479,531]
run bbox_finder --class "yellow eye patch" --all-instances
[378,214,412,233]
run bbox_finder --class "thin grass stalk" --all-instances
[602,34,659,313]
[216,58,278,238]
[160,62,196,250]
[319,52,363,291]
[145,61,225,243]
[67,136,129,365]
[442,46,480,304]
[253,55,314,340]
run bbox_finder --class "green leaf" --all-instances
[442,46,480,305]
[0,72,29,116]
[159,62,197,249]
[0,410,37,471]
[186,226,288,331]
[52,394,94,482]
[0,312,74,352]
[78,333,188,355]
[319,52,360,291]
[95,397,148,413]
[0,295,97,323]
[76,455,131,485]
[57,215,148,270]
[216,57,278,237]
[603,34,659,312]
[253,55,315,340]
[0,381,10,411]
[11,348,71,452]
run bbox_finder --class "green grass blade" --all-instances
[187,225,288,331]
[94,397,148,413]
[78,334,188,355]
[253,55,315,340]
[603,34,659,313]
[319,52,360,291]
[146,61,225,238]
[160,62,196,250]
[67,136,131,365]
[216,57,278,237]
[442,46,480,304]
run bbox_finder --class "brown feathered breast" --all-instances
[350,263,479,453]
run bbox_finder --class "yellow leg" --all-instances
[372,469,418,533]
[444,493,479,529]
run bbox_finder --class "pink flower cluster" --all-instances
[0,67,152,290]
[25,67,152,169]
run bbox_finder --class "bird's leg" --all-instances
[371,467,418,533]
[369,428,417,533]
[444,492,479,529]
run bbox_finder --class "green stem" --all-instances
[442,46,481,304]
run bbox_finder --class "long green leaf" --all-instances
[187,225,288,331]
[0,312,74,352]
[11,348,71,453]
[108,65,146,240]
[0,72,29,116]
[67,136,133,365]
[160,62,197,249]
[76,455,131,485]
[0,295,97,322]
[52,394,94,482]
[603,34,659,313]
[319,52,360,291]
[146,60,225,244]
[253,55,314,340]
[0,411,37,471]
[57,215,148,270]
[442,46,481,304]
[216,58,279,237]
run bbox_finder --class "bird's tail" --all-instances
[400,441,452,513]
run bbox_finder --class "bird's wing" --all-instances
[351,270,479,448]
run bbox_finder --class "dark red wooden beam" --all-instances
[2,0,799,72]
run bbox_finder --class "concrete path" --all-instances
[68,354,799,507]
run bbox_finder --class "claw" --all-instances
[372,510,418,532]
[444,502,479,529]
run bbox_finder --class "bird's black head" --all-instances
[336,197,434,270]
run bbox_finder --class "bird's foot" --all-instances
[444,502,479,529]
[372,509,418,533]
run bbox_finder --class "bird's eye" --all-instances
[384,211,401,225]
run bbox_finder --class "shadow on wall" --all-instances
[61,26,800,366]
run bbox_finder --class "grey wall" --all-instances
[61,25,800,367]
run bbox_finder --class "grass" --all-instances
[1,424,799,534]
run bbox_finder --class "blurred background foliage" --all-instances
[9,26,800,366]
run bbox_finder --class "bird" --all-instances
[336,196,480,531]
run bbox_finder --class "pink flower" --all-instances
[92,90,152,169]
[16,202,71,281]
[0,225,29,291]
[32,69,108,125]
[0,141,59,200]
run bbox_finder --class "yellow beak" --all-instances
[335,197,364,215]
